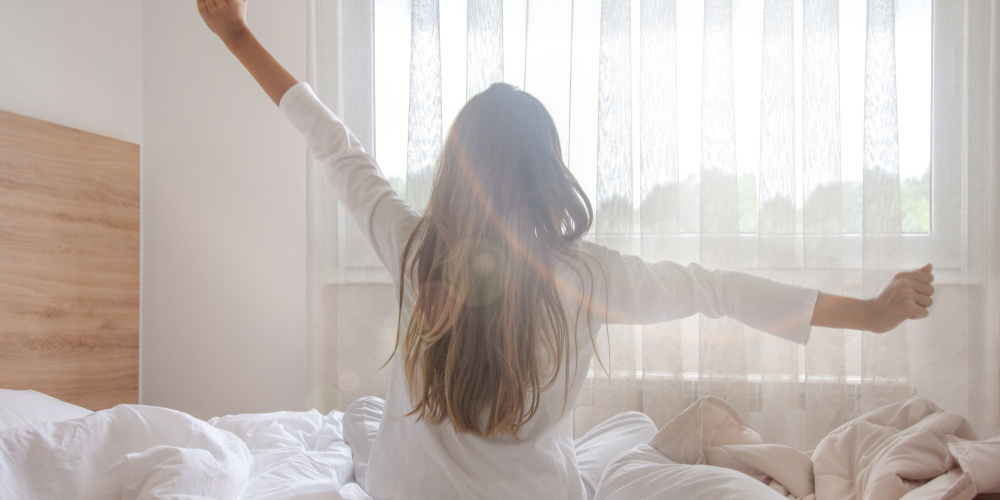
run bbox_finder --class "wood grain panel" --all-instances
[0,109,139,410]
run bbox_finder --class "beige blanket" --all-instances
[646,397,1000,500]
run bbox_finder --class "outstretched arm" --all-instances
[588,242,935,342]
[811,264,935,333]
[200,0,421,280]
[198,0,298,105]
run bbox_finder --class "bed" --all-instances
[1,110,998,500]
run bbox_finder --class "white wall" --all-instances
[2,1,309,419]
[0,1,142,143]
[141,1,308,418]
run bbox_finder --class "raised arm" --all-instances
[199,0,420,282]
[811,264,935,333]
[198,0,298,105]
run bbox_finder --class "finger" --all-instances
[913,282,934,296]
[898,270,934,285]
[908,305,929,319]
[918,264,934,284]
[913,294,933,308]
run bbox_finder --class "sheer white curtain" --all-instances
[306,0,1000,448]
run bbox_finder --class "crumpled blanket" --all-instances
[0,405,372,500]
[645,396,1000,500]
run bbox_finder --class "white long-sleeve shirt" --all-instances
[279,82,819,500]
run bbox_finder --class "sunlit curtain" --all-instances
[306,0,1000,449]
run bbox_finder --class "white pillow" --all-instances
[0,389,93,432]
[596,445,787,500]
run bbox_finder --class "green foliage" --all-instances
[843,181,862,234]
[595,193,634,234]
[901,170,930,234]
[738,174,758,234]
[388,176,406,201]
[446,168,930,236]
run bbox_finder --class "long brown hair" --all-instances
[396,83,594,437]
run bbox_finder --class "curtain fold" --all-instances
[308,0,1000,448]
[756,0,800,445]
[467,0,504,98]
[801,0,849,447]
[638,0,685,429]
[406,0,442,213]
[860,0,910,414]
[696,0,752,426]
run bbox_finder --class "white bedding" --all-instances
[0,404,371,500]
[5,394,996,500]
[599,396,1000,500]
[0,388,93,432]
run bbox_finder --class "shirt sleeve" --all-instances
[278,82,419,279]
[583,241,819,344]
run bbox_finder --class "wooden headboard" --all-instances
[0,109,139,411]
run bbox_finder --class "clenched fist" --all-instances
[198,0,249,43]
[865,264,935,333]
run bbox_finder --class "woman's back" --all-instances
[278,81,819,499]
[278,81,603,499]
[366,254,600,499]
[394,83,596,441]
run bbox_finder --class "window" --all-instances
[320,0,939,284]
[307,0,999,445]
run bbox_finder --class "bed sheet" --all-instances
[0,404,372,500]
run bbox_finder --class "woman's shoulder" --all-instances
[576,239,630,267]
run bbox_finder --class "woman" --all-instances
[198,1,935,499]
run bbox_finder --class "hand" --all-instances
[865,264,935,333]
[198,0,249,43]
[194,0,298,106]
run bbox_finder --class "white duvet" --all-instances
[5,399,998,500]
[598,397,1000,500]
[0,405,371,500]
